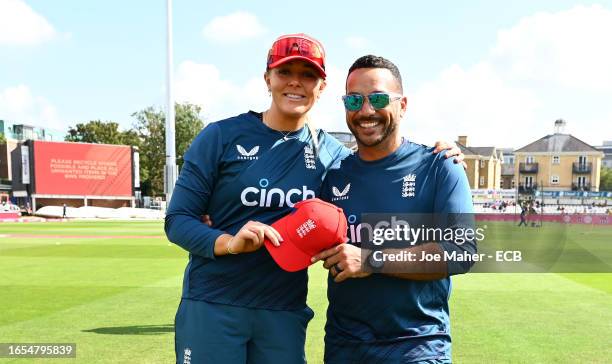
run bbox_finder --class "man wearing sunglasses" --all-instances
[313,55,475,363]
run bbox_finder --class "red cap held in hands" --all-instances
[264,198,347,272]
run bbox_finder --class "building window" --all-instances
[552,156,560,164]
[511,180,515,188]
[578,156,587,165]
[479,176,485,186]
[551,175,559,184]
[526,156,535,164]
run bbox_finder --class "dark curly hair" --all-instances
[347,55,403,93]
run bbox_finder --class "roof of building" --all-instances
[457,143,498,158]
[595,145,612,154]
[516,133,600,153]
[469,147,497,157]
[457,143,477,155]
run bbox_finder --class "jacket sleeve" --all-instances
[164,123,226,259]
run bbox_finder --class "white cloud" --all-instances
[407,63,540,148]
[345,36,369,50]
[0,0,57,45]
[174,60,268,122]
[202,11,266,43]
[405,4,612,148]
[0,85,62,130]
[491,5,612,91]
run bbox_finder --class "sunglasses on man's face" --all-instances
[341,92,402,111]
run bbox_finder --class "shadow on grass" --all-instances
[83,324,173,335]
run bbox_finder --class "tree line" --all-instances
[64,103,204,197]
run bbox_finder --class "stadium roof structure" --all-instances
[515,133,601,153]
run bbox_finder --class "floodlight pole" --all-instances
[164,0,177,206]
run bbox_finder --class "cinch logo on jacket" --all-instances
[240,178,315,207]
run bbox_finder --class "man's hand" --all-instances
[311,244,371,283]
[433,141,467,170]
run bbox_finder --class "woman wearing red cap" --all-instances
[165,33,462,363]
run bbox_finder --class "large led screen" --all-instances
[33,141,132,196]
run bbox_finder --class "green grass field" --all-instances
[0,221,610,363]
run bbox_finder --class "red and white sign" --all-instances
[33,141,132,196]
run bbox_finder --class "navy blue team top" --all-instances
[165,111,350,310]
[320,140,475,362]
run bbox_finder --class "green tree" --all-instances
[65,120,140,146]
[0,132,6,144]
[600,167,612,191]
[175,103,206,168]
[131,103,205,196]
[132,108,164,197]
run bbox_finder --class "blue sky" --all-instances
[1,0,611,148]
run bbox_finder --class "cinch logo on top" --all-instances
[240,178,315,207]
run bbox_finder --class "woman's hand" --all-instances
[215,221,283,255]
[433,141,466,170]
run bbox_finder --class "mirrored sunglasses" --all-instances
[342,92,402,111]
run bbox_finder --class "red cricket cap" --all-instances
[267,33,326,79]
[264,198,347,272]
